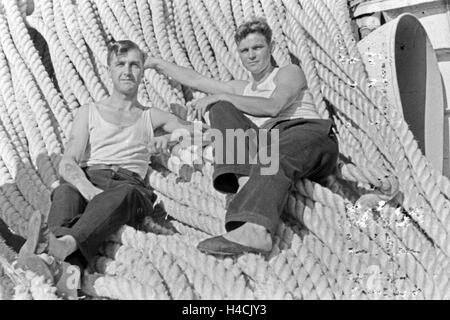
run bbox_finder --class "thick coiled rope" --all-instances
[0,15,62,158]
[5,2,71,139]
[0,46,28,154]
[191,0,247,80]
[230,0,245,28]
[201,0,240,62]
[283,14,397,192]
[172,0,212,79]
[54,0,108,102]
[0,0,448,300]
[187,0,221,80]
[219,0,236,29]
[260,0,291,67]
[287,0,450,227]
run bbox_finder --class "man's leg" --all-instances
[209,101,258,194]
[16,181,89,289]
[198,119,339,254]
[18,182,86,258]
[226,119,338,233]
[47,183,87,233]
[44,182,90,269]
[51,183,150,268]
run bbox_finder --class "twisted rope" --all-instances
[5,2,72,138]
[0,0,448,300]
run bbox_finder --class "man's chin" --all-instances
[116,87,138,96]
[245,65,259,72]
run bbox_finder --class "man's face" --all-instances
[108,48,144,96]
[238,32,272,74]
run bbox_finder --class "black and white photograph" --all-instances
[0,0,449,306]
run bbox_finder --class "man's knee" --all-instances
[113,184,140,200]
[51,183,82,201]
[112,184,150,220]
[208,101,237,121]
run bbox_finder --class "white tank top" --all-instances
[83,103,154,179]
[243,67,319,128]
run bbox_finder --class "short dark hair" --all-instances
[234,18,272,45]
[107,40,146,66]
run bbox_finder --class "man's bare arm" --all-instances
[60,160,89,188]
[150,107,199,134]
[216,64,307,117]
[145,57,246,95]
[59,104,102,200]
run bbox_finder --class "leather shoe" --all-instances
[197,235,270,256]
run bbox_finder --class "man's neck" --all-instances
[252,64,275,83]
[108,91,139,111]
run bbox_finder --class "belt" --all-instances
[87,164,154,199]
[87,164,142,180]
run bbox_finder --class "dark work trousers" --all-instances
[209,101,339,235]
[47,167,156,270]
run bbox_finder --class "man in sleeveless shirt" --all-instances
[145,19,339,256]
[19,40,198,288]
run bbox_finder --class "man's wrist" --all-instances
[217,93,227,102]
[73,180,90,193]
[144,57,159,70]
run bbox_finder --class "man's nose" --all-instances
[123,64,132,75]
[248,50,256,59]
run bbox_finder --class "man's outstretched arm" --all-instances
[144,57,246,95]
[191,64,307,119]
[150,107,204,135]
[148,107,208,153]
[59,104,103,201]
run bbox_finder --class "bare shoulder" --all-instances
[275,64,307,87]
[277,64,305,78]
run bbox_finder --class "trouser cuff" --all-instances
[225,211,278,236]
[213,164,251,194]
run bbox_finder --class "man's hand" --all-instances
[149,135,172,154]
[144,55,159,70]
[78,184,103,202]
[191,95,223,120]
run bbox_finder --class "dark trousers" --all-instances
[47,167,156,270]
[209,101,339,235]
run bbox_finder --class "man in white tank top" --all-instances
[146,18,339,257]
[19,40,198,293]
